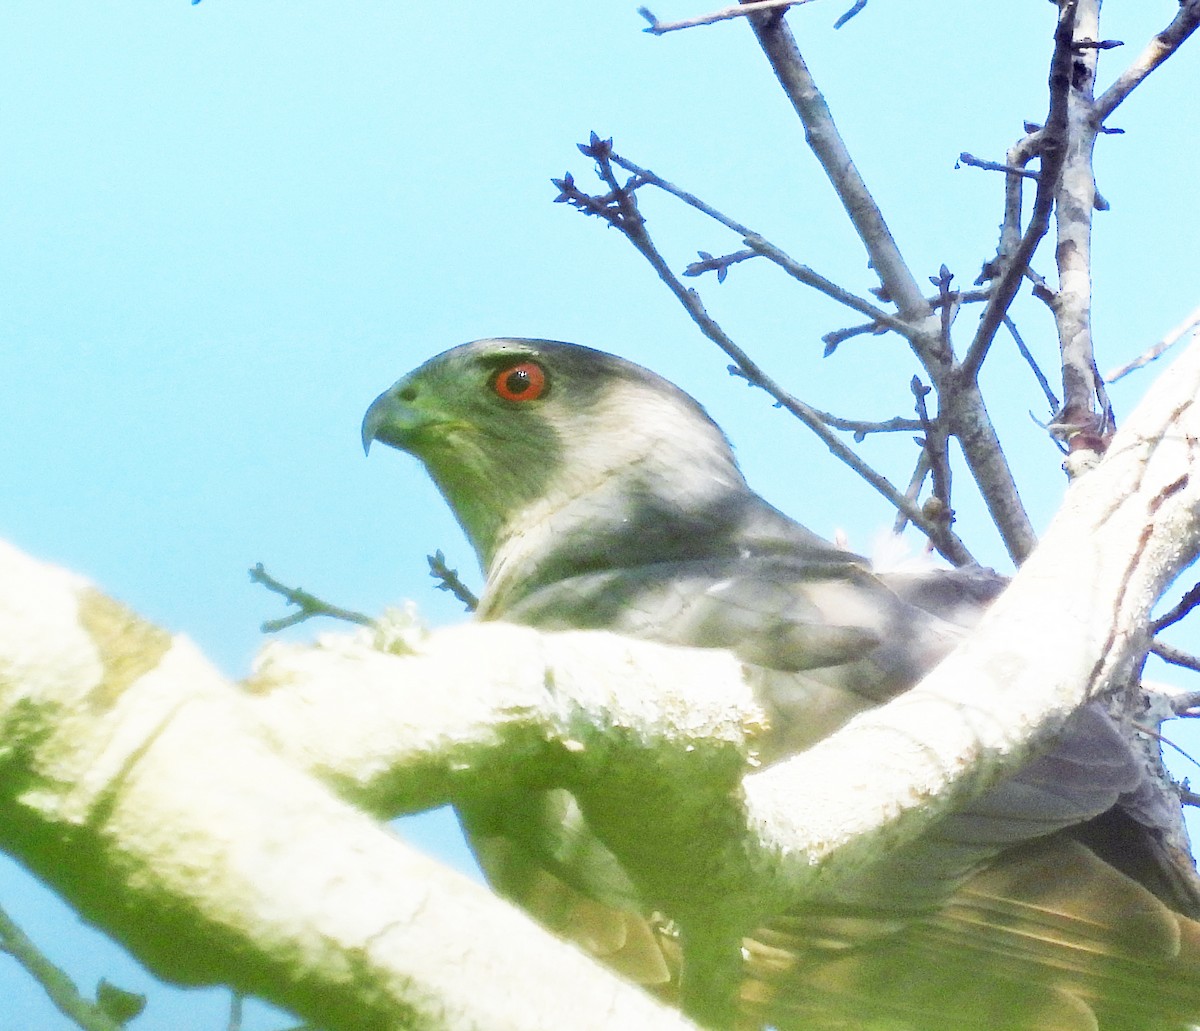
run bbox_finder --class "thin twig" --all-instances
[1105,303,1200,383]
[1143,723,1200,774]
[684,248,757,283]
[249,563,374,632]
[833,0,867,29]
[1092,356,1115,438]
[1151,639,1200,674]
[911,376,953,525]
[957,152,1042,181]
[1005,316,1060,412]
[823,289,991,356]
[607,152,910,334]
[793,405,921,440]
[743,235,913,338]
[930,264,957,353]
[1153,581,1200,633]
[428,551,479,612]
[975,129,1044,288]
[1093,0,1200,122]
[609,151,754,236]
[892,451,931,536]
[0,902,127,1031]
[638,0,810,35]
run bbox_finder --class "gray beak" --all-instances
[361,390,391,456]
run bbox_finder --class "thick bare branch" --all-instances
[0,554,699,1031]
[744,332,1200,892]
[744,10,932,324]
[940,375,1038,562]
[1053,0,1107,466]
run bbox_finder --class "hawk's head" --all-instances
[362,338,749,608]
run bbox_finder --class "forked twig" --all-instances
[555,139,975,565]
[249,563,373,632]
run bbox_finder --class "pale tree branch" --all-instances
[1093,0,1200,122]
[1052,0,1109,470]
[0,557,700,1031]
[748,335,1200,886]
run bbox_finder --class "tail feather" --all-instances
[743,837,1200,1031]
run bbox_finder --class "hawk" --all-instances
[363,337,1200,1030]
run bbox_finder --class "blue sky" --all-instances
[3,2,1199,1027]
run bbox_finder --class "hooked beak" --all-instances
[361,380,450,457]
[361,389,392,456]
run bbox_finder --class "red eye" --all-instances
[493,361,547,402]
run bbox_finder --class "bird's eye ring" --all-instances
[493,361,547,402]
